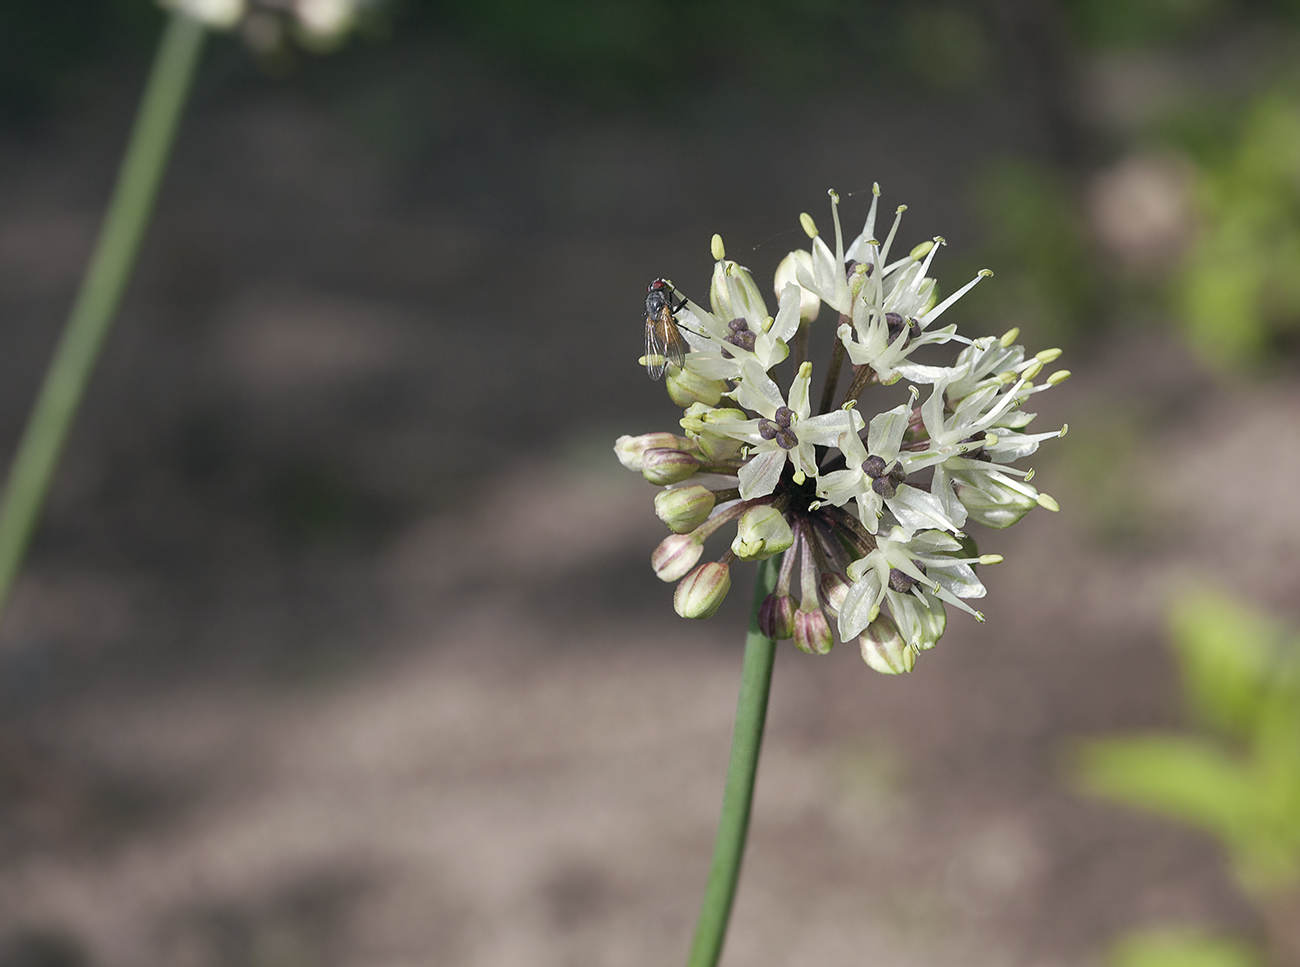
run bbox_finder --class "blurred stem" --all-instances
[0,12,205,626]
[686,555,779,967]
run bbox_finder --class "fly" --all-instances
[644,277,690,380]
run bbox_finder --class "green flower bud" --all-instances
[793,607,833,655]
[654,485,715,534]
[758,593,796,640]
[674,561,732,619]
[680,404,747,462]
[614,433,692,471]
[652,534,704,582]
[642,447,701,485]
[730,504,794,561]
[859,615,916,674]
[666,366,726,408]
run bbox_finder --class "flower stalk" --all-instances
[0,12,206,624]
[687,555,780,967]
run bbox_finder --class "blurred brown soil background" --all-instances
[2,4,1300,965]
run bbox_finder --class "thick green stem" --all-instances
[686,555,780,967]
[0,13,205,626]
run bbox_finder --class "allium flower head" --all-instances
[617,186,1068,674]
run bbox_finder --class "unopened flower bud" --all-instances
[681,404,748,462]
[654,485,715,534]
[615,432,692,471]
[758,593,796,640]
[667,366,726,408]
[817,571,852,617]
[674,561,732,619]
[859,615,915,674]
[793,607,834,656]
[731,504,794,561]
[642,447,701,485]
[652,534,704,582]
[774,250,821,322]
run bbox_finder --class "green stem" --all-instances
[0,12,205,625]
[687,555,780,967]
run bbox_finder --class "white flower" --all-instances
[678,263,800,381]
[816,400,962,535]
[163,0,244,27]
[838,527,987,643]
[160,0,374,41]
[296,0,355,35]
[909,374,1065,529]
[708,361,852,499]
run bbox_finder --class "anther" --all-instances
[862,455,888,478]
[888,568,915,593]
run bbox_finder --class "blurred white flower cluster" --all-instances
[160,0,377,46]
[617,186,1069,674]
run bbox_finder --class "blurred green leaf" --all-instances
[1168,591,1282,739]
[1074,735,1255,842]
[1173,93,1300,367]
[1107,927,1263,967]
[1065,0,1227,50]
[1076,592,1300,893]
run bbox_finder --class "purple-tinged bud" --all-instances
[652,534,703,582]
[674,561,732,619]
[792,607,834,656]
[859,614,915,674]
[642,447,701,485]
[654,485,715,534]
[817,571,851,617]
[615,433,692,471]
[667,366,726,408]
[758,593,796,640]
[731,505,794,561]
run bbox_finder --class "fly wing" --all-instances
[660,315,687,373]
[645,317,668,380]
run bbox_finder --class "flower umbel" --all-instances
[617,185,1067,674]
[160,0,380,47]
